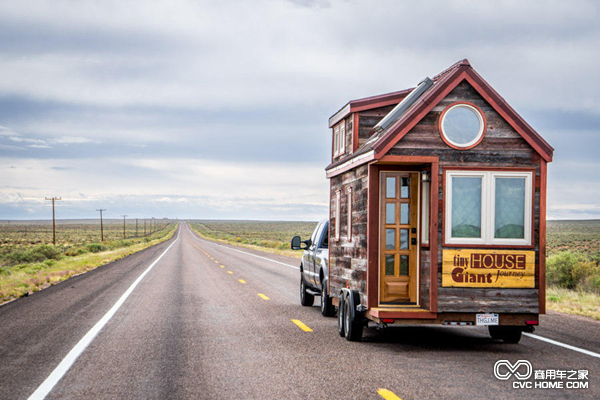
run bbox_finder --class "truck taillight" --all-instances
[381,318,394,323]
[525,320,538,325]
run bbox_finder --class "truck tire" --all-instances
[337,293,345,337]
[489,326,522,344]
[300,274,314,307]
[321,285,335,317]
[344,295,363,342]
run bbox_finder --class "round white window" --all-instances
[440,103,485,148]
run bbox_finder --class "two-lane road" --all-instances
[1,223,598,399]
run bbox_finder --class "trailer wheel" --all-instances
[344,297,363,342]
[320,285,335,317]
[337,293,345,337]
[300,275,314,307]
[489,326,522,344]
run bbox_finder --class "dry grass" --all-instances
[187,220,317,259]
[546,286,600,320]
[0,224,177,305]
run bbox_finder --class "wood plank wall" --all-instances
[391,81,541,313]
[329,164,369,304]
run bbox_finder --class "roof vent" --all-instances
[374,77,433,133]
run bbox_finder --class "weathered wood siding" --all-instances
[358,105,395,147]
[329,164,369,304]
[391,81,541,313]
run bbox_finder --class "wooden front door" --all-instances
[380,171,419,304]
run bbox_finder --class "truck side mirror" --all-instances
[291,236,310,250]
[291,236,302,250]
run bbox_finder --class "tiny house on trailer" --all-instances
[326,59,553,342]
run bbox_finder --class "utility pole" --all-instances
[135,218,138,237]
[45,197,62,246]
[144,218,147,236]
[121,215,128,239]
[97,209,106,241]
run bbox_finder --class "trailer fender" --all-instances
[340,288,362,322]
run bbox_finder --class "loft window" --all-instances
[333,126,340,157]
[339,122,346,155]
[440,103,486,149]
[445,170,532,246]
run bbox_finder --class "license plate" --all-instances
[476,314,499,326]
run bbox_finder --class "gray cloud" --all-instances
[0,0,598,220]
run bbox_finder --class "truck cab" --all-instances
[291,219,335,316]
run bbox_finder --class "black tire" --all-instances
[300,274,314,307]
[489,326,522,344]
[321,285,335,317]
[337,294,345,337]
[343,296,363,342]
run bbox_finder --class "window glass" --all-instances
[400,177,410,198]
[385,255,395,276]
[442,105,483,147]
[400,203,409,224]
[321,223,329,248]
[400,229,409,249]
[400,255,409,276]
[386,177,396,198]
[451,176,482,238]
[495,178,526,239]
[385,203,395,224]
[386,229,395,250]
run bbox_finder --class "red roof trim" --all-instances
[372,63,554,162]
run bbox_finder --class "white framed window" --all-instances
[335,190,341,240]
[445,170,532,246]
[339,122,346,155]
[347,187,352,240]
[333,126,340,157]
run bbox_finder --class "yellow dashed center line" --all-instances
[227,271,233,274]
[220,265,225,268]
[257,293,270,301]
[377,389,402,400]
[291,319,313,332]
[238,279,246,284]
[214,260,220,264]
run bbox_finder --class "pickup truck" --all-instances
[290,219,335,317]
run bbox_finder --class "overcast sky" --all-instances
[0,0,598,221]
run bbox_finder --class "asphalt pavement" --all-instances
[0,223,598,399]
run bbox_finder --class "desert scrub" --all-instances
[546,251,600,292]
[0,223,178,305]
[547,286,600,320]
[188,220,317,259]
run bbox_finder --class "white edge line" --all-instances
[523,332,600,358]
[28,226,181,400]
[184,223,299,270]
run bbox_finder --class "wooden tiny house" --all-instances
[326,59,553,341]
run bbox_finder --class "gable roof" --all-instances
[326,59,554,175]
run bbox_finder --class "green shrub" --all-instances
[547,251,600,290]
[43,259,57,267]
[5,244,62,265]
[86,243,107,253]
